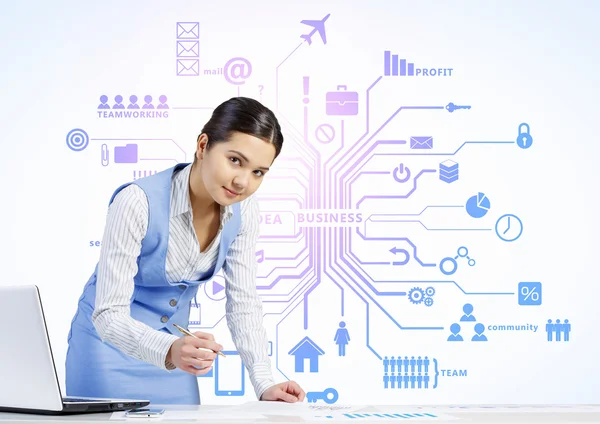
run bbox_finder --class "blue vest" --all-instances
[65,163,241,404]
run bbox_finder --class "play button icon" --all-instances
[213,280,224,295]
[204,275,226,301]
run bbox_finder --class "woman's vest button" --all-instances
[160,315,169,323]
[169,299,177,307]
[178,285,186,290]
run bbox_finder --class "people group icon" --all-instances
[546,319,571,342]
[381,356,432,389]
[98,94,169,110]
[334,321,350,356]
[448,303,488,342]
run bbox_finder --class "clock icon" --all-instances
[495,214,523,242]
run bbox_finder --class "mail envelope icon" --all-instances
[177,40,199,57]
[410,136,433,149]
[177,59,199,76]
[176,22,199,39]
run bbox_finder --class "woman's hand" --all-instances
[260,381,306,402]
[166,331,223,376]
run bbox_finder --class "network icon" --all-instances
[439,246,475,276]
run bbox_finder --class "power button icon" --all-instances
[393,163,411,183]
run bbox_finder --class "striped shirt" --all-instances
[91,164,275,399]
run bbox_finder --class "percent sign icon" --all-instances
[518,282,542,306]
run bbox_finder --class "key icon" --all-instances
[306,388,339,404]
[446,102,471,113]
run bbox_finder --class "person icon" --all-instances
[112,95,125,109]
[555,319,562,341]
[423,356,430,373]
[546,319,555,342]
[383,372,389,389]
[447,323,463,341]
[98,95,110,109]
[128,95,140,109]
[563,319,571,341]
[383,355,389,372]
[460,303,476,322]
[471,323,488,341]
[142,95,154,109]
[334,321,350,356]
[157,94,169,109]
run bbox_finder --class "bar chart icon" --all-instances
[384,51,415,76]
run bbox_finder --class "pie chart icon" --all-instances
[466,192,490,218]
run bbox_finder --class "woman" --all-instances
[65,97,305,405]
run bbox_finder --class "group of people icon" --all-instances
[546,319,571,342]
[98,95,169,110]
[381,356,432,389]
[382,355,431,374]
[447,303,488,342]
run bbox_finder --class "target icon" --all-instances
[66,128,89,152]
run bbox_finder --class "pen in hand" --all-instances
[173,323,226,358]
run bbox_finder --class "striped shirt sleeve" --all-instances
[223,196,276,400]
[91,184,179,371]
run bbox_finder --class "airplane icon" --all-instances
[300,13,330,45]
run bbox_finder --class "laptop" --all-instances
[0,285,150,415]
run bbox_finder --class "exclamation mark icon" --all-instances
[303,76,309,104]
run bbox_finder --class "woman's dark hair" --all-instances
[197,97,283,161]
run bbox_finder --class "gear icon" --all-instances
[408,287,425,304]
[424,297,434,307]
[425,287,436,297]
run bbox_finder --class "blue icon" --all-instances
[66,128,89,152]
[460,303,476,322]
[447,323,463,342]
[439,246,475,276]
[382,356,436,390]
[495,214,523,242]
[214,350,245,396]
[516,123,533,149]
[393,163,411,183]
[306,387,339,404]
[439,160,458,183]
[471,323,488,342]
[546,319,571,342]
[466,192,490,218]
[518,282,542,306]
[288,337,324,372]
[408,287,435,306]
[334,321,350,356]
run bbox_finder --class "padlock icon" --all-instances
[516,123,533,149]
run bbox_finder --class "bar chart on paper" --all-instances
[310,412,447,421]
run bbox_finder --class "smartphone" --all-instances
[214,350,245,396]
[124,408,165,417]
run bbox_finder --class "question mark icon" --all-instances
[258,85,264,99]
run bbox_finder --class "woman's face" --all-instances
[195,131,276,206]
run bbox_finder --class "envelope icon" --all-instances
[177,22,199,39]
[177,59,199,76]
[177,40,199,57]
[410,136,433,149]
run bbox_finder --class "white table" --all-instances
[1,405,600,423]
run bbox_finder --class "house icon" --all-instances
[288,336,325,373]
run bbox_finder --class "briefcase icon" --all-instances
[326,85,359,116]
[410,136,433,149]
